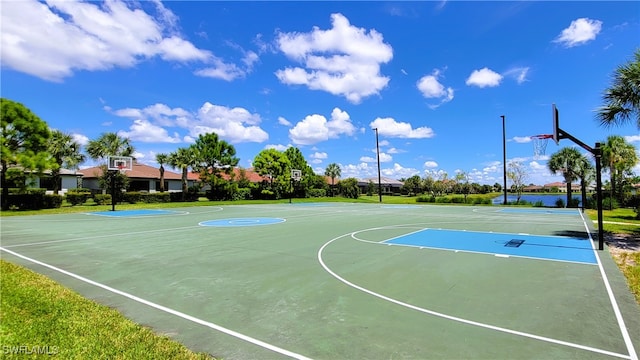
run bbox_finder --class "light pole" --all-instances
[501,115,508,205]
[373,128,382,203]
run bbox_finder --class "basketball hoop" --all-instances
[291,169,302,182]
[532,134,553,159]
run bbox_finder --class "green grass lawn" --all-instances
[0,261,214,359]
[585,208,640,303]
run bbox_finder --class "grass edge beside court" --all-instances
[0,260,215,359]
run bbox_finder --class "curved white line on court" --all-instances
[317,231,631,359]
[0,247,312,360]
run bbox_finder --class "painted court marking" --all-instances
[317,231,632,359]
[498,208,579,215]
[86,209,188,218]
[199,217,285,227]
[382,228,597,265]
[0,247,312,360]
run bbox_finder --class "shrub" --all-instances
[555,198,565,208]
[416,195,435,203]
[66,193,88,205]
[143,192,170,203]
[307,188,326,198]
[94,194,112,205]
[122,192,143,204]
[43,194,63,209]
[533,200,545,207]
[232,188,252,201]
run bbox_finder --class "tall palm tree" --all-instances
[574,154,595,210]
[324,163,341,196]
[596,49,640,129]
[168,147,196,200]
[86,132,135,161]
[602,135,638,206]
[155,153,169,192]
[548,147,582,207]
[49,130,86,194]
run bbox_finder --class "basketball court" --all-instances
[1,203,639,359]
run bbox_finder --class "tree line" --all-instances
[0,98,351,209]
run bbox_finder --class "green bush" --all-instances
[307,188,326,198]
[4,193,45,210]
[94,194,112,205]
[66,189,91,206]
[232,188,252,201]
[43,194,63,209]
[122,192,143,204]
[144,192,171,203]
[533,200,545,207]
[416,195,436,203]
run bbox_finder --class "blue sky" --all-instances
[2,1,639,185]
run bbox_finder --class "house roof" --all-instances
[358,177,404,186]
[78,162,197,181]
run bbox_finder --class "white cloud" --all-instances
[118,119,181,143]
[275,13,393,104]
[289,107,356,145]
[417,68,454,108]
[1,0,212,81]
[278,116,292,126]
[310,152,328,159]
[503,67,530,84]
[361,152,392,163]
[424,161,438,168]
[370,117,434,139]
[624,135,640,143]
[466,68,503,88]
[265,144,291,151]
[382,163,420,178]
[513,136,532,143]
[72,133,89,146]
[529,161,547,170]
[553,18,603,48]
[111,101,268,144]
[194,102,268,143]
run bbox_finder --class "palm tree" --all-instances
[548,147,582,207]
[86,132,135,161]
[155,153,169,192]
[49,130,86,194]
[596,49,640,129]
[602,135,638,206]
[324,163,341,196]
[574,154,595,210]
[168,147,196,200]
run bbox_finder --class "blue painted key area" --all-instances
[384,229,596,264]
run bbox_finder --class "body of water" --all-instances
[492,194,582,207]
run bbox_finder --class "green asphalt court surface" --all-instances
[1,203,639,359]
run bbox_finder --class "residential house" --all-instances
[357,177,404,195]
[78,162,198,193]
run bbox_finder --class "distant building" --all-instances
[78,162,198,192]
[1,166,83,195]
[357,177,404,195]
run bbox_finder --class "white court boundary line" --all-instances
[317,231,632,359]
[0,247,312,360]
[579,211,638,360]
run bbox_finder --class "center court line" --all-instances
[0,247,312,360]
[579,212,638,360]
[318,232,631,359]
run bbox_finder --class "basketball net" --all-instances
[532,134,553,160]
